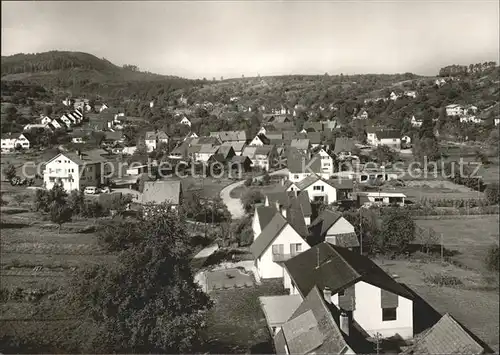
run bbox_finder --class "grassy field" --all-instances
[229,183,281,199]
[376,258,499,352]
[388,179,484,201]
[201,279,286,354]
[182,176,235,199]
[415,215,499,271]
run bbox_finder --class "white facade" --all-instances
[378,138,401,150]
[40,116,52,125]
[99,104,109,112]
[194,150,217,163]
[495,118,500,126]
[254,153,271,170]
[249,135,265,146]
[60,115,72,128]
[460,116,483,124]
[255,224,310,280]
[317,149,334,175]
[50,120,63,130]
[289,171,330,183]
[410,116,422,127]
[180,117,191,127]
[302,180,338,204]
[43,154,101,192]
[1,134,30,151]
[324,217,355,238]
[446,104,464,116]
[331,282,413,339]
[360,192,406,207]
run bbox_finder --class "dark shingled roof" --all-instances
[376,129,400,139]
[265,191,310,238]
[309,209,343,238]
[256,206,276,231]
[325,233,360,248]
[275,286,350,354]
[333,137,355,154]
[295,175,336,191]
[249,213,288,258]
[403,313,488,355]
[328,178,354,190]
[284,243,413,299]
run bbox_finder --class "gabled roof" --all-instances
[242,146,258,159]
[303,121,324,132]
[295,175,336,191]
[194,136,221,145]
[255,145,275,157]
[141,180,182,205]
[333,137,355,154]
[249,213,288,258]
[256,206,277,231]
[1,132,24,140]
[309,210,343,237]
[325,233,360,248]
[145,130,169,140]
[307,132,322,145]
[211,130,247,142]
[198,144,219,154]
[274,286,351,354]
[403,313,488,355]
[221,140,246,152]
[216,145,234,159]
[376,129,400,140]
[284,243,413,299]
[291,138,310,151]
[329,178,354,190]
[264,131,283,140]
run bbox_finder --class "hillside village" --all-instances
[0,51,499,354]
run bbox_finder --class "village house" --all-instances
[282,243,415,339]
[263,190,312,228]
[357,191,406,207]
[290,138,311,156]
[179,116,191,127]
[295,175,349,204]
[249,134,267,146]
[445,104,464,116]
[308,210,358,250]
[390,92,400,101]
[366,128,401,150]
[145,130,169,152]
[404,91,417,98]
[1,132,31,152]
[459,116,483,124]
[410,116,422,127]
[356,110,369,120]
[250,207,311,280]
[23,123,52,132]
[43,150,109,191]
[49,119,63,130]
[220,140,246,156]
[333,137,356,160]
[495,118,500,126]
[40,115,52,125]
[210,130,247,144]
[71,131,87,144]
[140,180,183,209]
[194,144,220,163]
[59,114,73,128]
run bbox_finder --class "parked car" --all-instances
[101,186,111,193]
[84,186,99,195]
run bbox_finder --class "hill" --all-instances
[1,51,202,99]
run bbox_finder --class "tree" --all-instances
[295,111,308,132]
[379,209,415,254]
[484,183,499,205]
[4,162,17,181]
[240,189,265,213]
[68,204,212,353]
[262,172,271,185]
[50,201,73,233]
[485,244,499,272]
[97,219,142,252]
[370,146,397,164]
[67,190,85,215]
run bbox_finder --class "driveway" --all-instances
[220,168,289,219]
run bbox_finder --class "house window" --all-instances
[382,307,397,321]
[374,197,383,202]
[272,244,284,255]
[294,175,299,180]
[290,243,302,255]
[313,185,324,191]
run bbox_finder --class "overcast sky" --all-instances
[1,1,499,79]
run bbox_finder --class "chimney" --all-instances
[275,200,280,212]
[281,178,285,186]
[323,286,332,304]
[340,311,350,336]
[281,207,287,218]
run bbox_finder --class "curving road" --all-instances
[220,168,289,219]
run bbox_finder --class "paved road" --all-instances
[219,168,289,219]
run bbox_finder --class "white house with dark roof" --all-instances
[179,116,192,127]
[210,130,247,144]
[283,243,415,339]
[194,144,219,163]
[145,130,169,152]
[249,134,266,146]
[366,128,401,150]
[308,210,358,250]
[446,104,464,116]
[250,212,311,280]
[1,132,31,152]
[43,150,108,191]
[294,176,354,204]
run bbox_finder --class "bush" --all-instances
[244,178,252,187]
[485,244,499,273]
[262,172,271,185]
[240,189,265,213]
[424,273,464,287]
[484,183,499,205]
[379,209,415,254]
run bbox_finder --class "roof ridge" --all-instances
[325,243,362,278]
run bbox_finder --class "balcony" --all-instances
[272,253,300,262]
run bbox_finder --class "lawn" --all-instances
[376,258,499,352]
[229,183,281,199]
[201,279,286,354]
[391,179,484,201]
[415,215,499,271]
[182,176,235,199]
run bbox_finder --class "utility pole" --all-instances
[359,208,363,255]
[374,332,382,355]
[440,233,444,262]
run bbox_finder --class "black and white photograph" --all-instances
[0,0,499,353]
